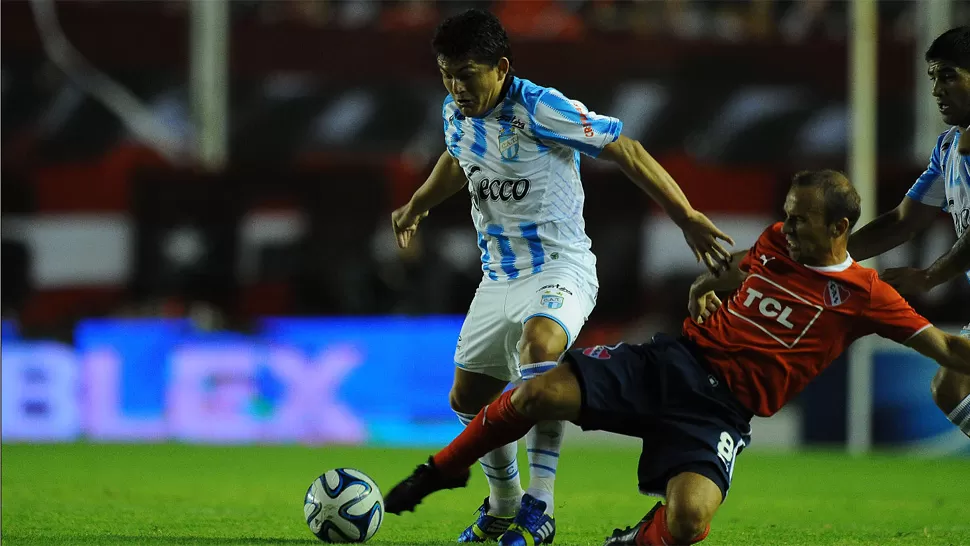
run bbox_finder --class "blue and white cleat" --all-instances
[457,497,516,542]
[498,494,556,546]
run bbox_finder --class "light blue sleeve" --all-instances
[442,95,461,159]
[906,132,948,209]
[527,88,622,158]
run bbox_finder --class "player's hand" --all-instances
[678,210,735,276]
[958,126,970,155]
[688,288,722,324]
[880,266,934,295]
[391,205,429,249]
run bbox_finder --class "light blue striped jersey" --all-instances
[443,76,622,282]
[907,127,970,283]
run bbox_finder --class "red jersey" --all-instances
[683,223,931,417]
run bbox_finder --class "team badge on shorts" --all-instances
[498,126,519,160]
[582,345,611,359]
[540,293,564,309]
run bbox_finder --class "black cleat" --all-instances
[602,501,663,545]
[384,457,471,515]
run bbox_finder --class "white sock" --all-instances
[947,393,970,439]
[455,410,523,516]
[526,421,562,516]
[519,361,562,516]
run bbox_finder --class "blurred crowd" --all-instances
[144,0,955,43]
[5,0,969,341]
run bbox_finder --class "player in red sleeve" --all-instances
[383,170,970,546]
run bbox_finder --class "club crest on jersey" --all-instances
[498,126,519,160]
[582,345,611,359]
[540,292,564,309]
[822,280,851,307]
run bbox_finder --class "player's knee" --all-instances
[449,385,485,415]
[666,496,715,543]
[931,367,948,411]
[512,376,559,419]
[931,367,970,414]
[519,337,565,365]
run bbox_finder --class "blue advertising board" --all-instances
[1,318,966,452]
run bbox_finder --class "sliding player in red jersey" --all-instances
[383,170,970,545]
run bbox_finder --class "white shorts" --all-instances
[454,267,598,382]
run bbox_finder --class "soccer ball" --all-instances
[304,468,384,543]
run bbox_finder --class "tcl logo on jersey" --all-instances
[738,287,795,328]
[728,275,823,348]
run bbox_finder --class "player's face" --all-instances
[928,60,970,127]
[438,56,510,117]
[781,187,832,265]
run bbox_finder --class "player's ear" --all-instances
[830,218,850,238]
[497,57,510,79]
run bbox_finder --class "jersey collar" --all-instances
[804,253,853,273]
[478,75,517,118]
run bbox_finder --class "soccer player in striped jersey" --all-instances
[849,26,970,439]
[389,8,734,545]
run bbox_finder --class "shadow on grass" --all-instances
[1,536,313,545]
[122,538,315,545]
[2,535,458,546]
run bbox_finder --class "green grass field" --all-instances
[1,444,967,545]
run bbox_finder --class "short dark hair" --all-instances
[925,26,970,69]
[432,9,513,67]
[791,170,862,229]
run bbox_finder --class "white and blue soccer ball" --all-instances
[304,468,384,543]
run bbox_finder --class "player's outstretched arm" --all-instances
[847,196,939,262]
[925,228,970,283]
[882,229,970,295]
[906,327,970,375]
[598,135,735,274]
[687,250,748,323]
[390,151,467,249]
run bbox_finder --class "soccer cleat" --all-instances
[384,457,470,515]
[498,494,556,546]
[602,501,663,546]
[457,497,516,542]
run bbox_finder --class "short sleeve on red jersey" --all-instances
[862,278,932,343]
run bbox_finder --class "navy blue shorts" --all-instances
[563,333,753,500]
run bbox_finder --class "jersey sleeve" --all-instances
[861,278,932,343]
[529,89,622,158]
[906,131,948,209]
[739,223,785,272]
[442,95,460,159]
